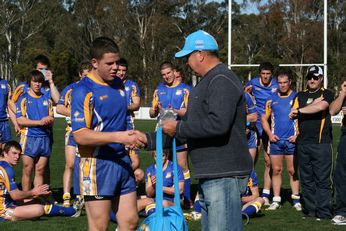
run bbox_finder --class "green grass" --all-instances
[1,119,344,230]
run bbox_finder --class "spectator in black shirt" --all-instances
[289,65,334,220]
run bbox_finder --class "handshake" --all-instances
[124,109,179,149]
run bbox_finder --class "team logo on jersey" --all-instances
[166,172,171,178]
[119,90,125,97]
[160,92,166,95]
[306,98,313,105]
[176,90,182,95]
[43,100,48,106]
[1,84,5,89]
[255,87,261,91]
[272,101,279,105]
[99,95,108,100]
[125,86,130,92]
[272,88,277,92]
[73,111,85,122]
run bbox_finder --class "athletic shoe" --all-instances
[71,198,83,217]
[332,215,346,225]
[262,197,270,206]
[293,202,302,211]
[266,202,281,210]
[190,211,202,221]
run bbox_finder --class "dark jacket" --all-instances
[146,63,252,179]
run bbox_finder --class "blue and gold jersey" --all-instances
[145,160,184,202]
[242,169,259,197]
[58,82,78,132]
[245,77,278,117]
[123,79,140,130]
[71,74,127,159]
[0,161,17,212]
[0,79,11,121]
[151,82,189,112]
[16,92,53,136]
[265,90,297,139]
[245,92,257,115]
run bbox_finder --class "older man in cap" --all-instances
[290,65,334,220]
[158,30,253,230]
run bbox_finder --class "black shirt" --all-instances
[342,98,346,133]
[295,88,334,144]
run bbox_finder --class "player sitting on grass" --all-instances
[0,141,81,221]
[138,150,184,216]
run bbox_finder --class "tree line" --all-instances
[0,0,345,105]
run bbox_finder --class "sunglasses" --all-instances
[306,75,320,81]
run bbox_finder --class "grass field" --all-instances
[0,119,344,230]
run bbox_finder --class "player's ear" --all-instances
[91,58,98,69]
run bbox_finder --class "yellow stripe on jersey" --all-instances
[292,97,299,109]
[20,98,27,117]
[0,166,10,192]
[319,111,326,143]
[183,88,190,108]
[151,89,159,110]
[91,158,97,195]
[20,135,28,155]
[265,100,272,116]
[83,92,93,129]
[48,99,53,117]
[12,85,25,104]
[65,89,73,108]
[131,85,137,98]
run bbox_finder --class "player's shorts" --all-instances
[65,130,76,147]
[79,154,136,197]
[247,129,257,149]
[21,135,51,158]
[0,203,16,221]
[0,120,12,144]
[74,155,80,195]
[268,140,295,155]
[177,144,187,152]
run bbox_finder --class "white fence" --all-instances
[53,107,343,124]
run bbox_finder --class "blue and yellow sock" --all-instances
[242,201,262,217]
[183,170,191,204]
[291,194,300,205]
[261,189,270,198]
[44,204,76,216]
[109,210,117,223]
[194,193,201,213]
[145,204,156,216]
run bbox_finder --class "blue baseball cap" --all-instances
[175,30,219,58]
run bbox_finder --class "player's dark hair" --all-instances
[27,70,45,85]
[276,68,292,81]
[79,60,92,75]
[90,37,119,60]
[160,61,174,70]
[33,54,50,68]
[1,141,22,157]
[117,58,128,68]
[259,62,274,73]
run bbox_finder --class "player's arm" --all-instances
[145,173,156,197]
[129,153,140,170]
[10,184,51,201]
[163,181,184,195]
[247,112,257,123]
[173,108,187,117]
[56,104,70,117]
[149,89,160,118]
[261,100,278,142]
[330,81,346,115]
[46,70,60,104]
[128,96,140,112]
[174,88,189,117]
[241,186,260,204]
[7,89,20,133]
[293,91,334,116]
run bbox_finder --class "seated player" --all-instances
[241,170,265,219]
[138,150,184,216]
[0,141,80,221]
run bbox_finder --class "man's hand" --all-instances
[46,70,54,84]
[14,124,21,136]
[289,108,299,119]
[32,184,51,197]
[162,120,178,137]
[40,116,54,126]
[124,130,147,149]
[150,175,156,186]
[312,96,324,105]
[288,135,297,143]
[269,133,279,143]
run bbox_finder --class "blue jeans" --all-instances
[198,176,248,231]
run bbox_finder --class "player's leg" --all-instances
[114,192,139,231]
[21,155,35,191]
[137,197,154,212]
[33,156,49,188]
[285,154,301,211]
[134,168,144,184]
[85,198,112,231]
[261,138,271,205]
[11,204,45,221]
[177,148,192,208]
[63,144,76,206]
[242,197,265,217]
[267,154,283,210]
